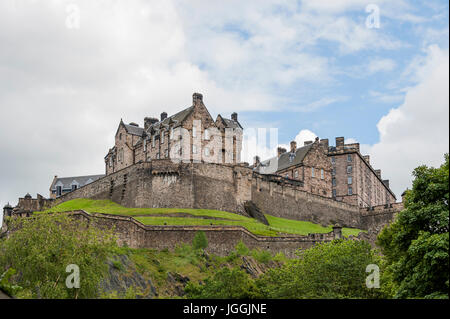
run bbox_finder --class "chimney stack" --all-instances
[277,147,287,157]
[161,112,168,121]
[144,117,159,131]
[336,137,345,147]
[231,112,238,122]
[290,141,297,153]
[253,156,260,167]
[193,93,203,105]
[375,169,381,178]
[363,155,370,164]
[320,139,329,151]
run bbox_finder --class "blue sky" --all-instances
[0,0,448,217]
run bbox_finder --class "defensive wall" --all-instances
[50,160,401,231]
[64,211,344,258]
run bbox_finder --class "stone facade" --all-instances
[105,93,243,176]
[327,137,396,207]
[46,159,400,231]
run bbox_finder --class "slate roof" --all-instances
[222,117,243,129]
[124,124,145,136]
[147,106,194,134]
[256,144,314,174]
[50,174,105,190]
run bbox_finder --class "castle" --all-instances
[2,93,403,256]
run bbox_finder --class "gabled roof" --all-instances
[147,106,194,134]
[123,123,145,136]
[256,144,314,174]
[50,174,105,191]
[216,114,243,130]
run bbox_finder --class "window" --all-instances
[165,149,169,158]
[348,176,353,185]
[347,165,352,174]
[294,170,299,178]
[152,136,156,148]
[170,128,174,140]
[119,133,122,140]
[347,154,352,162]
[331,156,335,164]
[204,147,210,156]
[332,178,336,187]
[332,189,337,198]
[143,139,147,152]
[192,126,197,138]
[109,157,113,168]
[321,168,324,179]
[348,187,353,195]
[192,145,197,154]
[332,167,336,176]
[72,184,78,191]
[204,129,210,140]
[56,186,62,197]
[156,153,160,159]
[311,167,315,177]
[161,131,165,144]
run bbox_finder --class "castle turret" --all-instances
[3,203,13,218]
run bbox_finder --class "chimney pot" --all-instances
[290,141,297,153]
[253,156,260,167]
[161,112,168,121]
[277,147,287,157]
[231,112,238,122]
[193,93,203,104]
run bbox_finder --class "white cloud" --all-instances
[368,58,397,73]
[363,45,449,199]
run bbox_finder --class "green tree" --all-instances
[185,267,259,299]
[0,213,118,299]
[256,239,386,299]
[377,154,449,299]
[192,231,208,251]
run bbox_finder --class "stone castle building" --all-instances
[105,93,243,175]
[49,174,105,199]
[254,137,396,207]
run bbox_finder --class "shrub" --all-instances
[192,231,208,251]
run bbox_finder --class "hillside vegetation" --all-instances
[39,199,363,237]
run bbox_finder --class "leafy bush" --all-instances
[0,213,118,299]
[235,241,249,256]
[251,249,272,264]
[192,231,208,250]
[185,267,259,299]
[256,240,386,299]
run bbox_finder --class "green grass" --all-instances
[39,199,364,237]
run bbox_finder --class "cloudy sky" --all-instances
[0,0,448,216]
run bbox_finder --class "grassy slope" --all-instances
[40,199,364,237]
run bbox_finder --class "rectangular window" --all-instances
[71,185,77,191]
[348,176,353,184]
[294,170,299,178]
[204,147,210,156]
[152,136,156,148]
[57,186,62,197]
[332,178,336,187]
[170,128,174,140]
[331,156,335,164]
[192,126,197,138]
[348,187,353,195]
[192,145,197,154]
[165,149,169,158]
[321,168,324,179]
[156,153,160,159]
[347,165,352,174]
[332,189,337,198]
[204,129,210,140]
[347,154,352,162]
[311,167,315,177]
[161,132,165,144]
